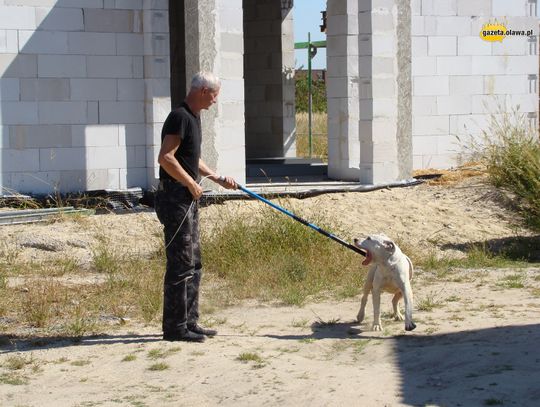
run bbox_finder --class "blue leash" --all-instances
[238,185,367,257]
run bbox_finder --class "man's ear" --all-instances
[383,240,395,252]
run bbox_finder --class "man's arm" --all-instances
[158,134,203,199]
[199,159,237,190]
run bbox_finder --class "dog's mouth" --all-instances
[362,249,372,266]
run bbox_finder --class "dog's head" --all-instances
[353,234,398,266]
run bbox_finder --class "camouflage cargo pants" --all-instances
[154,180,202,334]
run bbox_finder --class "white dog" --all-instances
[353,234,416,331]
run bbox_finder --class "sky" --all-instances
[293,0,327,70]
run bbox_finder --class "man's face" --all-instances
[201,87,220,110]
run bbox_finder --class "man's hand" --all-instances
[188,181,204,199]
[215,175,237,190]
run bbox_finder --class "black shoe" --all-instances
[163,328,205,342]
[188,324,217,337]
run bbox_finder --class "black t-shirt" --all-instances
[159,102,201,182]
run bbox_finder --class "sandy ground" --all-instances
[1,175,540,406]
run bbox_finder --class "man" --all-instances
[155,72,236,342]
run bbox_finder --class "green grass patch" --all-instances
[416,292,444,312]
[412,244,533,273]
[201,206,363,306]
[147,348,165,360]
[3,355,33,371]
[352,339,371,354]
[0,372,28,385]
[70,359,91,367]
[44,257,80,277]
[63,306,97,338]
[147,347,181,360]
[290,318,309,328]
[497,274,525,289]
[236,352,266,368]
[0,269,6,291]
[147,362,169,371]
[122,354,137,362]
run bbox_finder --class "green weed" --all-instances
[462,106,540,230]
[147,347,181,360]
[290,318,309,328]
[0,372,28,385]
[64,306,97,337]
[70,359,91,367]
[416,292,444,312]
[3,355,33,371]
[22,281,62,328]
[497,274,525,289]
[236,352,266,368]
[91,238,122,274]
[147,362,169,371]
[416,244,531,273]
[122,354,137,362]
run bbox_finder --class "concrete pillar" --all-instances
[144,3,170,190]
[327,0,412,184]
[282,4,296,158]
[327,0,361,180]
[184,0,246,185]
[244,0,295,158]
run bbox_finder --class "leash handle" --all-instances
[238,185,366,257]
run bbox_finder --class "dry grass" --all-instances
[201,205,364,306]
[296,112,328,160]
[0,243,165,337]
[413,162,487,186]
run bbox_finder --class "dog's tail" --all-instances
[406,255,414,280]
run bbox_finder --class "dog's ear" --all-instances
[383,240,395,253]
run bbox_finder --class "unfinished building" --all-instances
[0,0,537,194]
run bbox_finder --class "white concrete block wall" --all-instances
[327,0,362,181]
[0,0,164,194]
[412,0,539,169]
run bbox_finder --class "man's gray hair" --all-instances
[190,71,221,91]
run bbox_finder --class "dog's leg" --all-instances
[391,291,404,321]
[357,267,375,324]
[401,279,416,331]
[403,257,416,331]
[371,286,383,331]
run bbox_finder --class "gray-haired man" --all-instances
[155,72,236,342]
